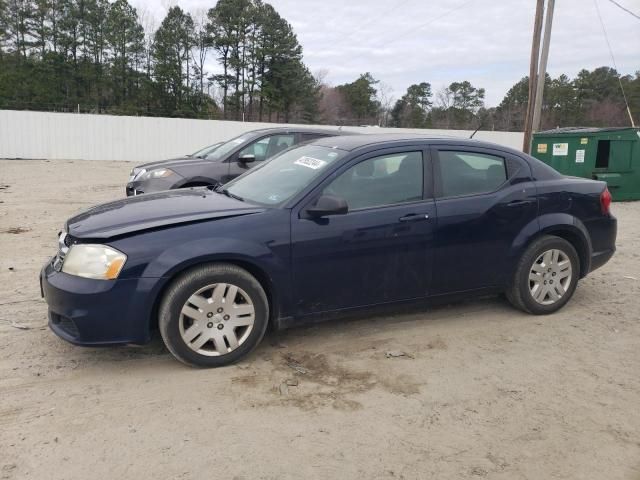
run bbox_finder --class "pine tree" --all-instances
[106,0,144,110]
[152,6,194,116]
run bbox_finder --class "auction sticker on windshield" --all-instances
[294,156,327,169]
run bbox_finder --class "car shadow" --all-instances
[66,293,516,369]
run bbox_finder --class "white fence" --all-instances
[0,110,524,162]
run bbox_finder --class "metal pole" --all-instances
[532,0,555,132]
[522,0,545,154]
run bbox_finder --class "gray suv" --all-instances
[126,127,346,196]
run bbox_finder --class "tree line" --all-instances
[493,67,640,131]
[1,0,638,130]
[0,0,319,121]
[318,67,639,131]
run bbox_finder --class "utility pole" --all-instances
[532,0,555,132]
[522,0,545,154]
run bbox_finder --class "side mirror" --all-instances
[238,154,256,165]
[305,195,348,218]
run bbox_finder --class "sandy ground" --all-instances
[0,159,639,480]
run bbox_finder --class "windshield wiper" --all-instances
[212,184,244,201]
[222,189,243,201]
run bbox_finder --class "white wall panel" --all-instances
[0,110,524,162]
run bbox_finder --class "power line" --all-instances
[593,0,636,127]
[333,0,415,46]
[606,0,640,21]
[369,0,478,49]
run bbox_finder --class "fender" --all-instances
[510,212,592,278]
[175,175,218,187]
[139,236,291,332]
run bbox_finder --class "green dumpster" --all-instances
[531,127,640,201]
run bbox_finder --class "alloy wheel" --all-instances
[528,249,573,305]
[179,283,255,356]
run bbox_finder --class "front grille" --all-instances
[63,233,75,248]
[126,185,143,196]
[52,254,63,271]
[50,312,80,338]
[54,232,76,272]
[58,231,76,252]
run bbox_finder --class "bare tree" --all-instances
[190,8,210,104]
[376,81,395,127]
[435,86,454,128]
[318,84,350,125]
[436,86,453,109]
[314,68,329,86]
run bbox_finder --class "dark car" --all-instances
[41,134,616,367]
[125,127,345,196]
[126,143,223,192]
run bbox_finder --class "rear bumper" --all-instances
[587,214,617,274]
[589,247,615,273]
[41,259,157,346]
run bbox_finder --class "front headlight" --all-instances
[138,168,174,181]
[61,244,127,280]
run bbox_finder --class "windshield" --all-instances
[190,142,221,158]
[225,145,347,205]
[203,134,253,161]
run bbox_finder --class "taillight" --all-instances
[600,187,612,215]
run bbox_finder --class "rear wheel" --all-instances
[506,235,579,315]
[159,263,269,367]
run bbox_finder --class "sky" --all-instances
[132,0,640,106]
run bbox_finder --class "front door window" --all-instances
[323,151,423,210]
[238,134,296,162]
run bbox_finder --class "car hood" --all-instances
[136,157,226,177]
[66,188,264,239]
[136,156,216,171]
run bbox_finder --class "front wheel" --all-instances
[506,235,580,315]
[158,263,269,367]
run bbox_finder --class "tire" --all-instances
[158,263,269,367]
[506,235,580,315]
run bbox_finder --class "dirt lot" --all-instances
[0,159,639,480]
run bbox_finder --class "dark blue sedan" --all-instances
[41,134,617,367]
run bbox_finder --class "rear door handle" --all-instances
[507,199,534,207]
[399,213,430,222]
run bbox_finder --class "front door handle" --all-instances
[506,199,534,207]
[399,213,430,222]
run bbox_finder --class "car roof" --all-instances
[241,126,354,137]
[309,133,508,152]
[536,126,639,135]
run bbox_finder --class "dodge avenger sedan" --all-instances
[41,134,616,367]
[125,127,347,196]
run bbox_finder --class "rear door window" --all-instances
[437,150,507,197]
